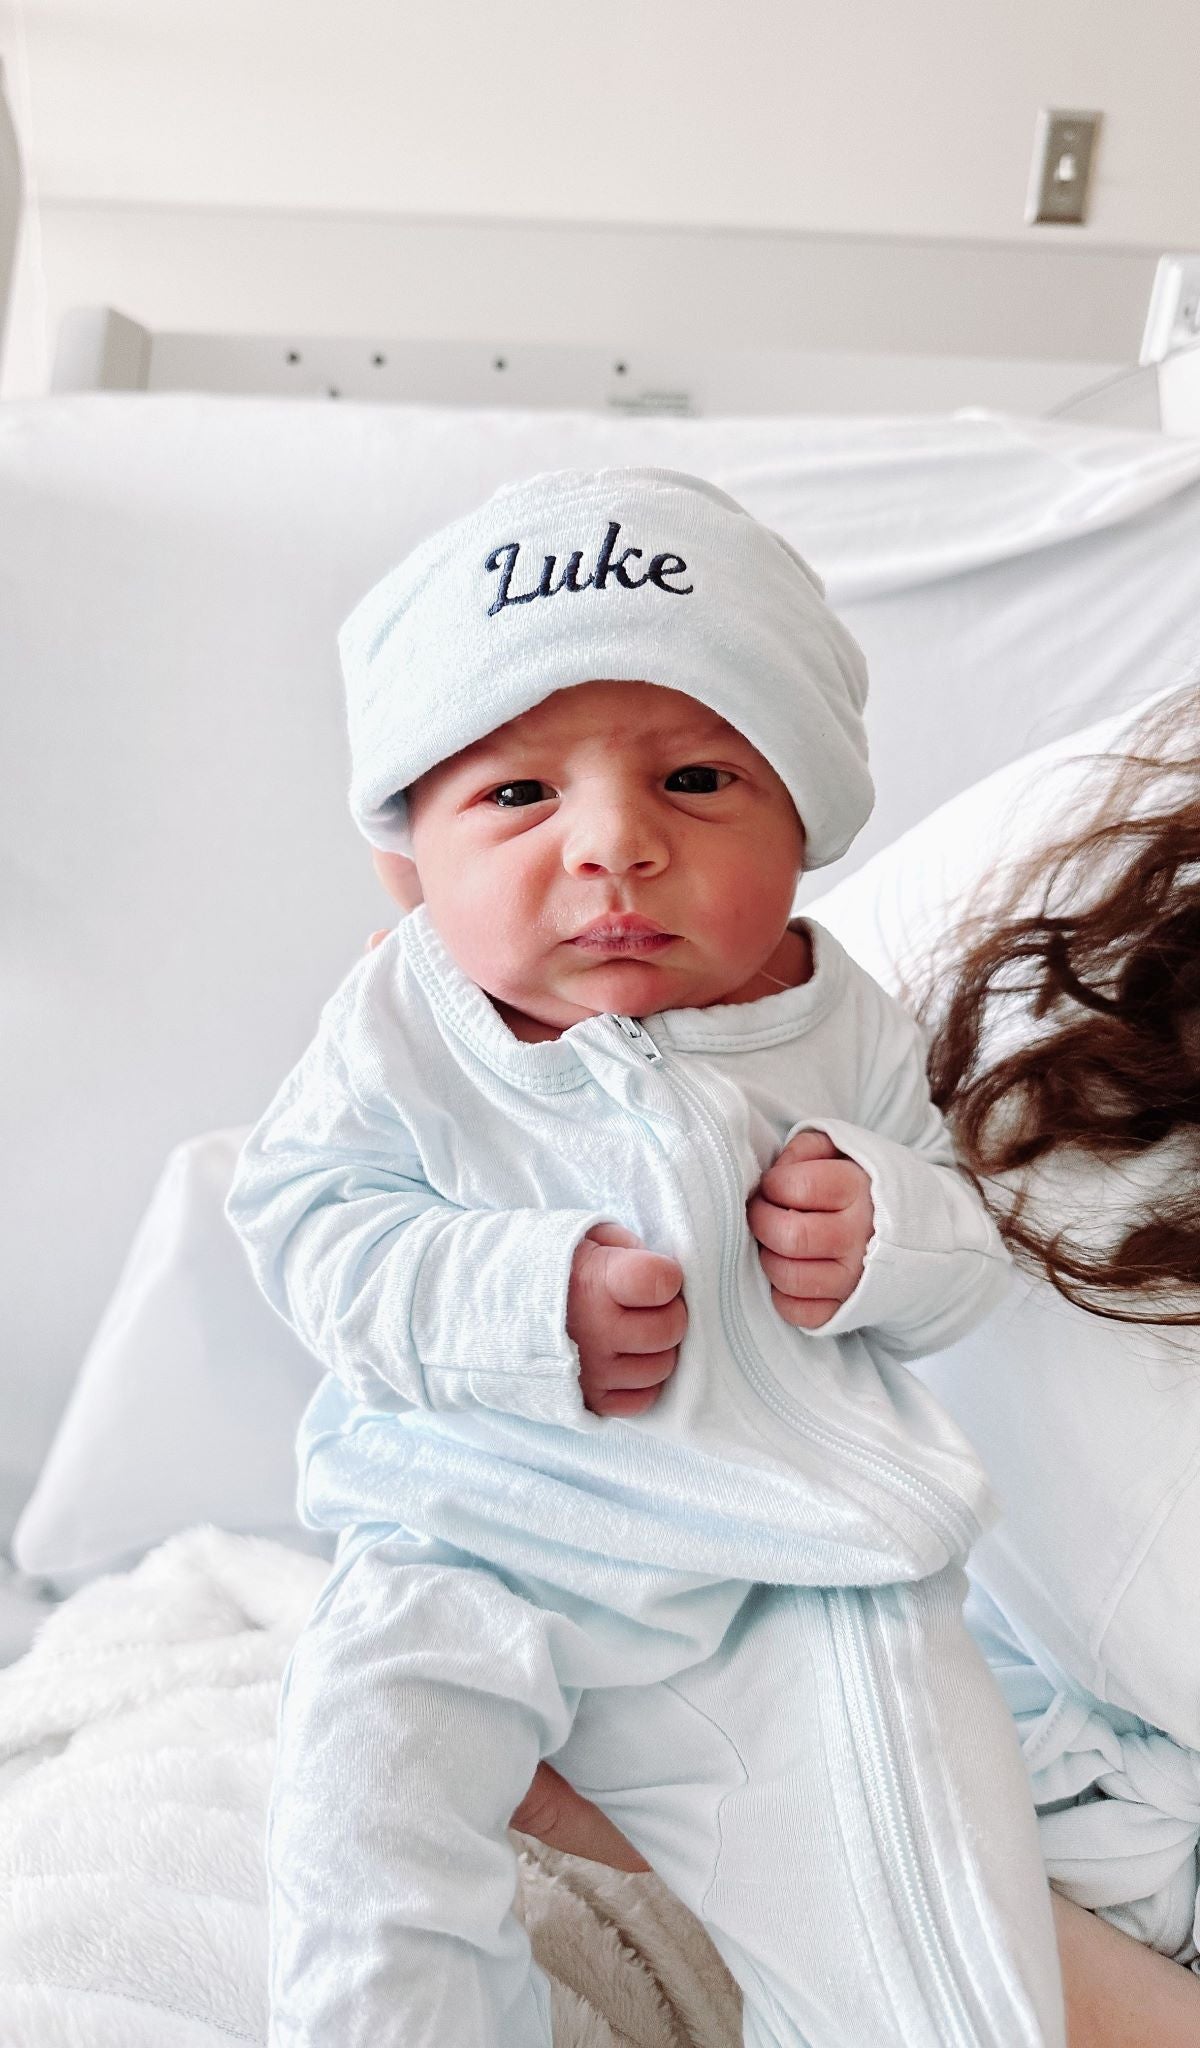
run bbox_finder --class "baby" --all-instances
[228,468,1065,2048]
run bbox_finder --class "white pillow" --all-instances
[802,678,1189,996]
[13,680,1186,1590]
[13,1130,328,1590]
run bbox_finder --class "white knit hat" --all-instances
[339,467,872,869]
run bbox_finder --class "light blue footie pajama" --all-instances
[230,908,1068,2046]
[269,1526,1060,2048]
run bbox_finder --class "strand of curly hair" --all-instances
[923,682,1200,1326]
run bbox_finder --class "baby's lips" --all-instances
[574,913,669,940]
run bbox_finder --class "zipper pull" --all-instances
[611,1014,663,1064]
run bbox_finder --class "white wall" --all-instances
[2,0,1199,390]
[9,0,1200,238]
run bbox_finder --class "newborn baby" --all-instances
[228,468,1065,2048]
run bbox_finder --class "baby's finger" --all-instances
[770,1288,841,1330]
[777,1130,839,1163]
[612,1296,687,1353]
[592,1386,664,1418]
[604,1247,684,1310]
[759,1156,865,1213]
[746,1196,852,1262]
[586,1222,645,1252]
[603,1349,679,1391]
[758,1248,856,1302]
[366,929,390,952]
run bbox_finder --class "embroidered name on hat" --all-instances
[484,520,694,617]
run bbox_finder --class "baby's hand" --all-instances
[567,1224,687,1418]
[747,1130,874,1331]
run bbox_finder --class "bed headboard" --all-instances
[47,309,1157,420]
[50,301,1200,432]
[47,300,1200,432]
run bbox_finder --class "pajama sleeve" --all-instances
[782,981,1011,1361]
[226,1023,611,1431]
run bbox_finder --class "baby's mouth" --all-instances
[569,915,675,954]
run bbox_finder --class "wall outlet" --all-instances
[1026,110,1101,226]
[1140,255,1200,365]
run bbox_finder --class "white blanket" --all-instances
[0,1527,740,2047]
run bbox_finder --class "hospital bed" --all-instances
[3,57,1200,2043]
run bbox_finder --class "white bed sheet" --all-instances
[4,394,1200,1535]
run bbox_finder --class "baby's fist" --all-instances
[747,1129,874,1330]
[567,1223,687,1418]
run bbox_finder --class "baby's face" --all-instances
[405,679,806,1036]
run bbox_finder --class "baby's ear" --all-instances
[371,848,424,912]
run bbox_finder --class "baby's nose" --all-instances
[561,801,668,878]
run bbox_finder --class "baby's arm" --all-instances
[227,1015,684,1428]
[748,979,1009,1361]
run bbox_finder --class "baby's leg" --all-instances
[267,1527,590,2048]
[559,1566,1067,2048]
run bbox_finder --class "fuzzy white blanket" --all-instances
[0,1527,741,2047]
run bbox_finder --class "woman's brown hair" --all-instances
[923,682,1200,1325]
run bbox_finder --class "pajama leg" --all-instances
[559,1567,1067,2048]
[267,1529,597,2048]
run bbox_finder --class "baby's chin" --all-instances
[491,955,741,1035]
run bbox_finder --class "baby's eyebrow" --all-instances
[638,722,739,751]
[457,717,740,771]
[587,723,747,760]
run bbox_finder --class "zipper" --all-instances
[609,1015,977,1558]
[611,1012,996,2040]
[829,1587,992,2046]
[610,1014,663,1064]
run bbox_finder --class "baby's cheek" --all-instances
[708,891,771,967]
[427,887,533,997]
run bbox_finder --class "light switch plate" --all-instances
[1026,109,1101,226]
[1140,254,1200,365]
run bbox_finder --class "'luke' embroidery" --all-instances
[485,521,694,616]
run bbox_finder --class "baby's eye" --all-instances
[665,765,734,795]
[487,780,555,808]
